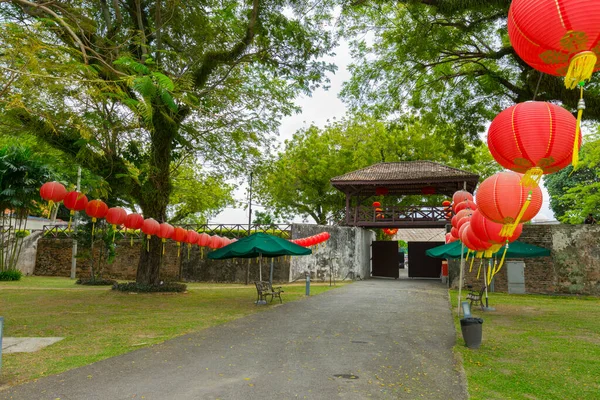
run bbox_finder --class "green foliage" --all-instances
[255,115,499,223]
[15,229,30,239]
[339,1,600,140]
[112,281,187,293]
[0,269,22,281]
[75,278,117,286]
[545,132,600,223]
[252,211,277,227]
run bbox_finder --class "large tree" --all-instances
[340,0,600,139]
[254,115,499,224]
[0,0,336,284]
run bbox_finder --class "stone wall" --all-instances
[290,224,375,282]
[460,224,600,295]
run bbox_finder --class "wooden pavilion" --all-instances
[331,161,479,228]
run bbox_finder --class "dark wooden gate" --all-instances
[371,241,399,279]
[408,241,444,278]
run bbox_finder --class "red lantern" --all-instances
[375,187,389,196]
[173,227,187,243]
[459,222,475,251]
[85,200,108,222]
[452,190,473,206]
[451,227,459,239]
[186,230,199,244]
[141,218,159,238]
[63,191,88,213]
[454,200,477,213]
[476,171,543,236]
[452,209,473,228]
[508,0,600,89]
[198,233,211,247]
[470,209,523,245]
[442,200,451,207]
[372,201,381,208]
[157,223,174,240]
[106,207,127,229]
[465,225,493,252]
[488,102,580,185]
[445,232,458,244]
[383,228,398,236]
[40,181,67,207]
[421,186,435,195]
[207,235,220,249]
[124,213,144,230]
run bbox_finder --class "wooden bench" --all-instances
[466,285,486,310]
[254,281,284,304]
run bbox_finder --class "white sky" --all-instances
[211,40,557,224]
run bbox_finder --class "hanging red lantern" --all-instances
[85,200,108,222]
[508,0,600,89]
[476,171,543,236]
[198,233,211,247]
[383,228,398,236]
[452,190,473,206]
[465,225,493,252]
[442,200,451,207]
[459,222,475,251]
[141,218,159,251]
[421,186,436,195]
[451,226,459,239]
[451,209,473,229]
[488,102,580,185]
[456,214,471,231]
[372,201,381,208]
[40,181,67,215]
[63,191,88,230]
[209,235,222,249]
[173,227,187,243]
[470,209,523,245]
[106,207,127,229]
[186,230,199,244]
[375,187,389,196]
[157,223,174,240]
[454,200,478,214]
[125,213,144,230]
[445,232,458,244]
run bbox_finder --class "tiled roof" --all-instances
[392,228,446,242]
[331,161,478,183]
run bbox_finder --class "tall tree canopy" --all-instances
[255,115,499,224]
[340,0,600,140]
[0,0,336,284]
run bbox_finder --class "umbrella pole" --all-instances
[259,253,262,282]
[269,258,274,286]
[457,242,465,316]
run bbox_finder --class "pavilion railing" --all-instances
[350,206,452,225]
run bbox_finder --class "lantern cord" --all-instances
[572,84,585,169]
[476,259,482,280]
[564,51,597,90]
[501,191,532,237]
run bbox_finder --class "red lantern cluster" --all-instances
[383,228,398,236]
[290,232,331,247]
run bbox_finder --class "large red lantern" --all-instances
[63,191,88,230]
[157,223,175,254]
[141,218,160,252]
[185,230,199,259]
[198,233,211,247]
[209,235,222,249]
[85,200,108,222]
[124,213,144,230]
[39,182,67,214]
[476,171,543,236]
[488,102,580,185]
[452,190,473,206]
[508,0,600,89]
[106,207,127,229]
[451,209,473,229]
[470,209,523,245]
[454,200,477,213]
[172,227,188,257]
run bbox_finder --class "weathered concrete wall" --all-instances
[461,224,600,295]
[35,238,290,283]
[16,231,42,276]
[290,224,375,282]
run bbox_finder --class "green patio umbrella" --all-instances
[208,232,312,285]
[425,240,550,259]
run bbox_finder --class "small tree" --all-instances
[73,219,116,284]
[0,145,53,274]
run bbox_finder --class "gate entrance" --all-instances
[408,241,444,278]
[371,241,399,279]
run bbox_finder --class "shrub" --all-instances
[76,278,117,286]
[112,281,187,293]
[0,269,22,281]
[15,229,30,238]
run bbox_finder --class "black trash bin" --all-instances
[460,317,483,349]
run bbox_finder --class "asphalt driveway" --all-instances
[0,278,467,399]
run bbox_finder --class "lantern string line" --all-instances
[532,71,543,101]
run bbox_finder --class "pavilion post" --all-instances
[345,193,350,225]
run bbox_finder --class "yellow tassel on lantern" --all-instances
[494,243,510,277]
[469,257,475,273]
[177,242,181,258]
[67,209,75,230]
[565,51,597,89]
[91,217,97,240]
[475,251,483,259]
[162,238,166,255]
[521,167,544,187]
[501,191,532,237]
[487,261,492,286]
[112,224,117,242]
[465,249,471,262]
[47,200,55,218]
[571,84,585,169]
[476,259,482,279]
[146,235,151,252]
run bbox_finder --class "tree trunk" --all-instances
[135,104,178,285]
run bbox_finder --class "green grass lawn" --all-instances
[0,277,347,386]
[450,290,600,400]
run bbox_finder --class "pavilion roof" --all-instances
[330,161,479,196]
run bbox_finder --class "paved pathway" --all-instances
[0,279,467,399]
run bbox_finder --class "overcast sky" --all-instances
[211,40,557,225]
